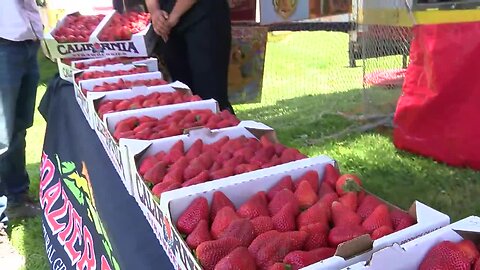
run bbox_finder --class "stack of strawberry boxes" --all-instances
[46,10,467,270]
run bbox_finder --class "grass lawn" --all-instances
[9,31,480,269]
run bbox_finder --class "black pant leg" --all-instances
[162,32,194,88]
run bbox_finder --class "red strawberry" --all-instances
[296,201,330,229]
[357,195,383,221]
[186,139,203,160]
[176,197,209,235]
[294,181,318,210]
[210,191,236,222]
[339,192,358,212]
[219,219,256,247]
[250,216,274,237]
[295,170,319,193]
[165,140,185,163]
[322,164,340,188]
[328,225,368,247]
[371,225,394,240]
[267,176,294,200]
[272,203,297,232]
[138,156,157,176]
[248,230,281,255]
[255,231,308,269]
[162,167,183,184]
[389,208,416,231]
[474,257,480,270]
[214,247,256,270]
[318,181,335,198]
[196,237,242,270]
[331,201,361,227]
[335,174,362,196]
[181,170,209,187]
[269,263,290,270]
[419,241,471,270]
[280,148,303,163]
[318,192,339,208]
[283,248,336,270]
[260,135,274,147]
[183,162,204,180]
[186,220,212,249]
[210,136,230,152]
[269,189,300,216]
[456,239,480,264]
[211,207,241,239]
[300,222,330,250]
[362,204,393,233]
[237,191,270,220]
[143,161,167,185]
[151,181,181,197]
[210,167,234,180]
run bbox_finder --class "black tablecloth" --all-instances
[38,76,174,270]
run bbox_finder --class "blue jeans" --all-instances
[0,38,40,204]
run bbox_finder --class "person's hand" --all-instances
[151,10,170,42]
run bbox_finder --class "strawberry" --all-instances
[237,191,270,220]
[138,156,157,176]
[371,225,394,240]
[183,163,204,180]
[331,201,361,227]
[419,241,471,270]
[162,167,183,184]
[294,181,318,210]
[250,216,274,237]
[176,197,209,235]
[210,136,230,152]
[335,174,362,196]
[182,170,209,187]
[198,152,214,169]
[267,176,294,200]
[166,140,185,162]
[219,219,256,247]
[321,163,340,188]
[249,230,281,255]
[211,207,241,239]
[300,222,330,250]
[255,231,308,269]
[272,203,297,232]
[318,192,339,208]
[196,237,242,270]
[280,148,303,163]
[210,191,236,222]
[296,201,330,229]
[260,135,274,147]
[186,220,212,249]
[475,257,480,270]
[214,247,256,270]
[269,263,290,270]
[357,195,383,221]
[269,189,300,216]
[143,162,167,185]
[318,181,335,198]
[389,208,416,231]
[210,167,234,180]
[283,248,336,270]
[456,239,480,264]
[294,170,319,193]
[339,192,358,212]
[362,204,392,233]
[186,139,203,160]
[151,181,181,198]
[328,225,368,247]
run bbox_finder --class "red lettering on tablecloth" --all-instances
[100,256,112,270]
[76,226,96,270]
[46,189,70,235]
[40,152,57,199]
[62,207,83,264]
[42,181,62,213]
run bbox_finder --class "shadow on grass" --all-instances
[8,162,49,270]
[236,88,480,222]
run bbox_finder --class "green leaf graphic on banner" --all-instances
[61,161,76,175]
[63,178,85,206]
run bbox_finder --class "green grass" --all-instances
[10,31,480,269]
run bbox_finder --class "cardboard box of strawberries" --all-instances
[157,156,449,270]
[43,10,156,59]
[345,215,480,270]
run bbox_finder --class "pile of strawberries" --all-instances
[98,12,151,41]
[75,66,149,84]
[53,14,105,43]
[113,110,240,141]
[97,92,202,118]
[419,240,480,270]
[138,136,307,196]
[174,165,416,270]
[82,78,168,95]
[74,57,147,69]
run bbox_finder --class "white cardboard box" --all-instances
[344,216,480,270]
[160,162,449,270]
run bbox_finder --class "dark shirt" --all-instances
[159,0,222,32]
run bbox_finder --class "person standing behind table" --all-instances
[0,0,44,225]
[146,0,235,113]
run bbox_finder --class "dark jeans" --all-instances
[160,2,234,113]
[0,38,40,200]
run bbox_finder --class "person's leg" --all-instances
[184,2,234,113]
[161,33,194,88]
